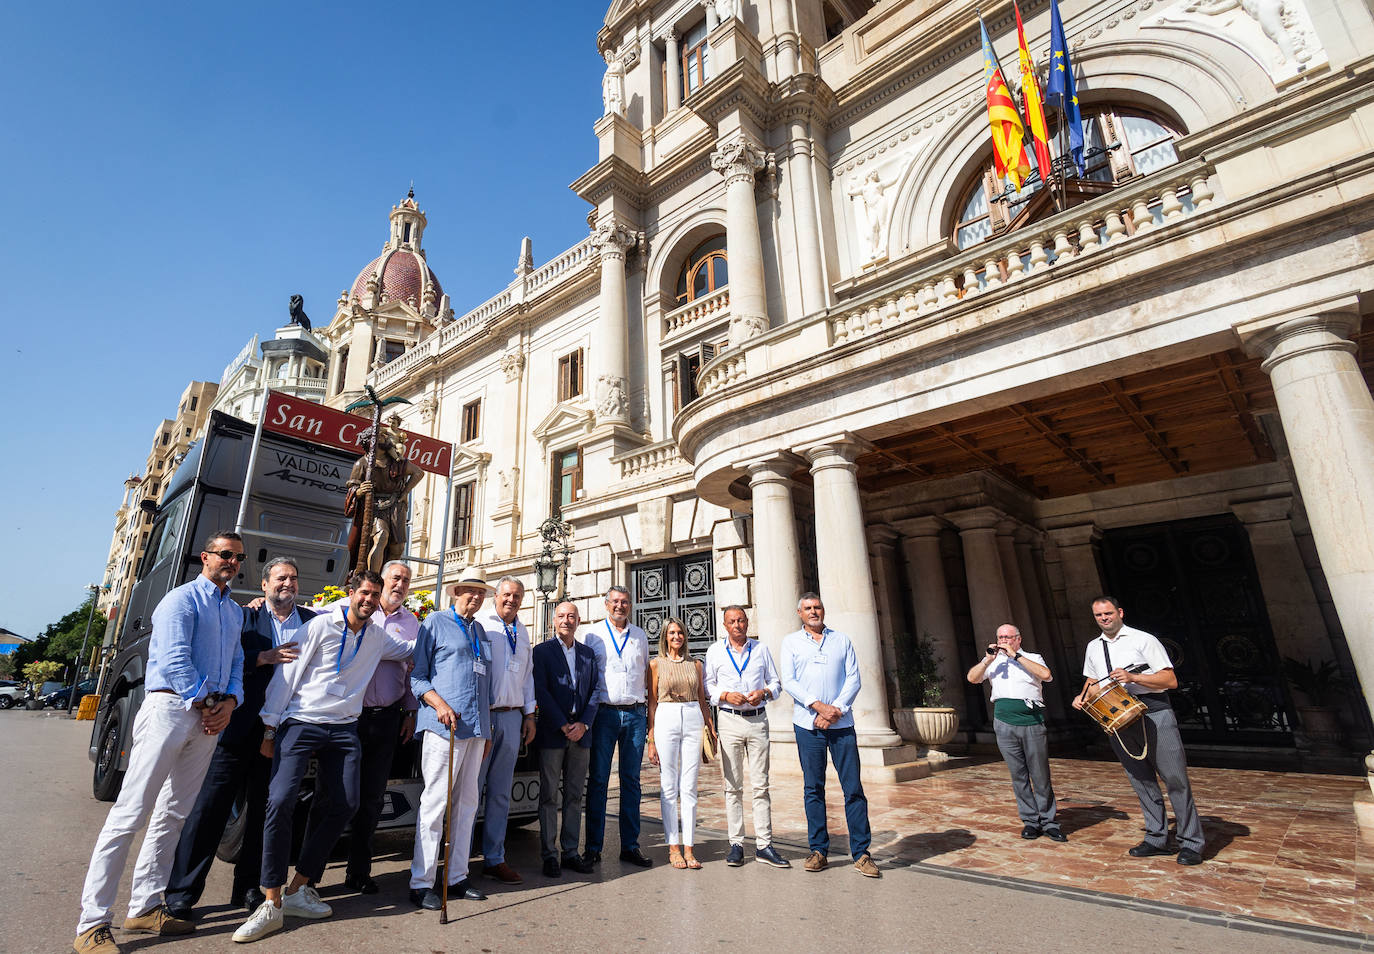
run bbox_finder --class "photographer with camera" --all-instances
[967,623,1064,843]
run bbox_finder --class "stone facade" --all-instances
[332,0,1371,775]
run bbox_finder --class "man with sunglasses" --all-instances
[75,532,247,954]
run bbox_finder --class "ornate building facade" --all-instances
[344,0,1369,777]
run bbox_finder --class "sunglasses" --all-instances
[209,550,246,563]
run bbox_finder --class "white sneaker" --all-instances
[281,884,332,919]
[232,902,283,943]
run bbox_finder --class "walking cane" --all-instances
[439,726,455,924]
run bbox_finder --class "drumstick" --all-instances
[1090,663,1150,685]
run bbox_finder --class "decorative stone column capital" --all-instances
[744,452,803,486]
[711,135,769,186]
[660,27,679,43]
[799,435,872,473]
[1237,306,1360,372]
[1045,523,1103,548]
[945,506,1006,533]
[866,524,900,549]
[591,218,640,262]
[894,514,950,538]
[499,351,525,382]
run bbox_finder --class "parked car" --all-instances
[0,684,25,709]
[43,679,98,709]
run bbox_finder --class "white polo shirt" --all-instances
[979,651,1048,704]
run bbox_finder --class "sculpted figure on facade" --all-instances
[602,51,626,117]
[1146,0,1325,82]
[287,294,312,331]
[500,351,526,382]
[847,168,897,262]
[713,0,739,23]
[596,372,629,422]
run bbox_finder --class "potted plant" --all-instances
[890,634,958,748]
[1283,656,1347,749]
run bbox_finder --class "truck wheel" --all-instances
[92,699,128,801]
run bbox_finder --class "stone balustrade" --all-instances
[614,438,689,481]
[526,237,595,295]
[664,287,730,338]
[266,375,326,393]
[698,349,747,395]
[828,160,1217,347]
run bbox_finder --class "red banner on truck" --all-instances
[260,391,452,476]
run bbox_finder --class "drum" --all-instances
[1082,679,1146,734]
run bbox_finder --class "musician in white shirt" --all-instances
[702,605,790,868]
[1072,596,1204,866]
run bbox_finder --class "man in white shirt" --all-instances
[780,593,879,879]
[703,605,789,869]
[581,585,654,867]
[967,623,1064,842]
[474,576,537,885]
[231,570,414,943]
[1072,596,1205,866]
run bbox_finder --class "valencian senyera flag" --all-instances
[1044,0,1084,176]
[1014,1,1053,182]
[980,16,1031,191]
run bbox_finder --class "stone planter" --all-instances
[892,707,959,748]
[1296,705,1344,752]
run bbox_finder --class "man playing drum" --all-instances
[1072,597,1205,866]
[967,624,1064,842]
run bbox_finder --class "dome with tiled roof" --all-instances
[348,190,445,315]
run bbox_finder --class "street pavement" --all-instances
[3,714,1363,953]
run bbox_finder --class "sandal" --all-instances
[684,851,702,869]
[669,846,687,869]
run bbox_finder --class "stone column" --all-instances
[788,127,828,317]
[898,517,964,711]
[997,521,1036,643]
[1015,530,1067,717]
[1045,524,1106,667]
[591,217,638,427]
[803,439,901,747]
[1242,310,1374,724]
[948,508,1014,650]
[711,135,770,346]
[867,526,904,701]
[664,31,682,111]
[747,455,805,740]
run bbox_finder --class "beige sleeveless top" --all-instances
[657,655,700,703]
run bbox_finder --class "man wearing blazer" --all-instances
[532,601,602,878]
[164,557,314,918]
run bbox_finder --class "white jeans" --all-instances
[78,692,218,933]
[410,731,484,889]
[718,708,772,848]
[656,702,703,847]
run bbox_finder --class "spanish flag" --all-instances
[980,17,1031,191]
[1014,2,1053,182]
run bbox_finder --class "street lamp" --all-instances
[533,517,573,640]
[68,584,100,716]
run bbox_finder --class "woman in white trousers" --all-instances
[646,617,717,869]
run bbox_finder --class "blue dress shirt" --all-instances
[780,627,861,730]
[146,574,245,709]
[411,611,492,744]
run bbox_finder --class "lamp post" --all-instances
[68,584,100,716]
[533,517,573,641]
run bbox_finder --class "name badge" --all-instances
[326,681,348,697]
[610,661,628,674]
[810,653,828,665]
[473,661,488,677]
[506,658,521,673]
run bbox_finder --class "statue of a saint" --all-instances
[345,422,422,574]
[602,54,626,117]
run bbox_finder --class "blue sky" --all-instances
[0,2,608,638]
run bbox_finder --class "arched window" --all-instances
[953,107,1183,249]
[674,236,728,306]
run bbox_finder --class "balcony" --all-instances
[663,287,730,344]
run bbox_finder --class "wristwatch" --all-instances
[263,727,276,741]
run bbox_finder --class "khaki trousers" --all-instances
[717,709,771,849]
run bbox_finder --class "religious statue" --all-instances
[287,294,312,331]
[343,389,420,575]
[602,52,626,117]
[713,0,739,22]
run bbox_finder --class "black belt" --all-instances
[719,706,766,717]
[602,702,645,711]
[362,700,404,714]
[491,706,522,713]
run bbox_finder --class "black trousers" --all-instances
[164,740,271,909]
[346,703,405,880]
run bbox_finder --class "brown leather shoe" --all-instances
[74,924,121,953]
[482,862,524,885]
[123,904,194,936]
[853,853,881,878]
[803,850,828,872]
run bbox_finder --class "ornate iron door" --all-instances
[630,553,716,657]
[1101,515,1295,745]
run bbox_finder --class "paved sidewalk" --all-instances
[636,751,1373,939]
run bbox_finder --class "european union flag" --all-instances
[1045,0,1084,176]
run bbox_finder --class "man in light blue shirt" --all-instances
[76,531,246,954]
[779,592,879,879]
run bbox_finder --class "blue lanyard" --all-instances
[726,640,752,679]
[502,621,518,655]
[336,622,364,673]
[605,620,629,659]
[452,607,483,660]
